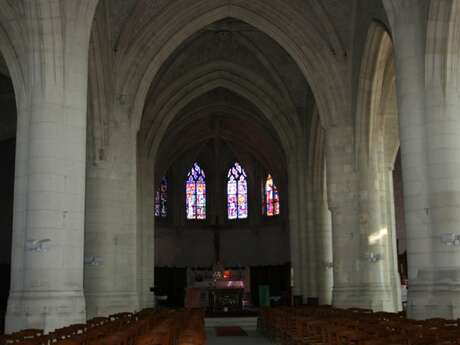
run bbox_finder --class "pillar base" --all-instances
[407,268,460,320]
[333,285,398,312]
[5,291,86,333]
[85,291,140,319]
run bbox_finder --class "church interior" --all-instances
[0,0,459,344]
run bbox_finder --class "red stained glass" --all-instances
[265,174,280,216]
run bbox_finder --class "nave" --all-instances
[205,317,269,345]
[2,0,460,335]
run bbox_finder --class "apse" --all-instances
[152,88,291,308]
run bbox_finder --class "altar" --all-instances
[208,288,244,313]
[184,266,249,313]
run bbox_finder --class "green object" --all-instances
[258,285,270,307]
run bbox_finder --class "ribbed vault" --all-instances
[155,88,287,190]
[140,18,312,168]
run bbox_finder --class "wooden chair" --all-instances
[11,329,44,342]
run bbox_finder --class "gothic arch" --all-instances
[0,11,25,102]
[141,67,297,160]
[114,1,347,133]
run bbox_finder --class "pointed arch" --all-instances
[119,1,348,136]
[142,63,297,159]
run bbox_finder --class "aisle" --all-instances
[206,329,272,345]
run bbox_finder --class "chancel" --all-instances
[182,216,249,314]
[1,1,460,344]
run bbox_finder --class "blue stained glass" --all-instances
[154,191,160,217]
[186,163,206,220]
[227,162,248,219]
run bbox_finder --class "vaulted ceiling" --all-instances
[146,18,312,180]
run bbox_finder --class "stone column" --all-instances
[326,126,362,308]
[136,146,155,311]
[384,0,460,319]
[357,151,400,312]
[288,154,304,300]
[315,169,333,305]
[422,28,460,319]
[5,0,97,332]
[383,166,402,312]
[309,117,331,304]
[84,124,141,318]
[296,137,316,303]
[288,137,317,304]
[304,181,318,302]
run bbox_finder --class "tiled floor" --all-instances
[206,328,273,345]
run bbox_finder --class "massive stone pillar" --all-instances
[297,138,317,303]
[384,0,460,319]
[84,124,142,318]
[136,143,155,311]
[357,152,401,312]
[304,180,319,303]
[315,168,333,305]
[326,126,362,308]
[288,153,305,300]
[383,165,403,312]
[5,0,97,332]
[328,123,401,311]
[288,136,318,304]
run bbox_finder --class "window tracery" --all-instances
[227,162,248,219]
[186,163,206,220]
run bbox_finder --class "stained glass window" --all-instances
[227,162,248,219]
[154,176,168,218]
[265,174,280,216]
[186,163,206,220]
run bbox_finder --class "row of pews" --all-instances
[0,308,206,345]
[259,305,460,345]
